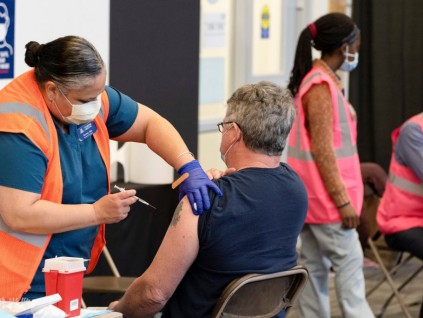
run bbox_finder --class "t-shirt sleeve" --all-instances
[197,179,220,246]
[395,122,423,182]
[105,86,139,138]
[0,132,47,194]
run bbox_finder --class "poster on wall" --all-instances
[252,0,283,77]
[203,12,226,49]
[0,0,14,79]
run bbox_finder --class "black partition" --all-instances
[109,0,200,155]
[83,1,200,306]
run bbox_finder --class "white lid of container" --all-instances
[42,257,86,274]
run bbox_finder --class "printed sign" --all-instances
[0,0,14,79]
[203,12,226,49]
[261,5,270,39]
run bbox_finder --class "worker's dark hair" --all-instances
[287,13,360,96]
[25,35,104,90]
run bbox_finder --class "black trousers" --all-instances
[385,227,423,260]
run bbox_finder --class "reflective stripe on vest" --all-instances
[0,219,46,248]
[288,74,357,161]
[0,103,50,141]
[388,173,423,197]
[0,102,51,249]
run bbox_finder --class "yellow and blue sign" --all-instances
[261,5,270,39]
[0,0,14,79]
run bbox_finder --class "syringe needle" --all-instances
[113,185,157,210]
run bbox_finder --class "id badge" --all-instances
[77,122,97,141]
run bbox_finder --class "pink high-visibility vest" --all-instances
[287,67,363,224]
[377,113,423,234]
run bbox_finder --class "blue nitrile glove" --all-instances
[178,160,222,215]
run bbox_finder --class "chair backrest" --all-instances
[212,265,308,318]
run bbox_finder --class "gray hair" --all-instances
[225,81,296,156]
[25,35,104,91]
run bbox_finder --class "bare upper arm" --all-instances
[139,196,200,298]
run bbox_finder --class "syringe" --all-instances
[114,185,157,210]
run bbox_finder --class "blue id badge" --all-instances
[77,122,97,141]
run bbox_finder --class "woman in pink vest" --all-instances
[287,13,374,318]
[377,113,423,260]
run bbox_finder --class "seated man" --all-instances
[377,112,423,261]
[110,81,308,318]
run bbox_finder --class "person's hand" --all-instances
[108,300,119,310]
[178,160,222,215]
[206,167,237,180]
[338,203,360,229]
[93,190,137,223]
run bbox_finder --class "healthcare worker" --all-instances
[377,113,423,260]
[0,35,221,301]
[287,13,374,317]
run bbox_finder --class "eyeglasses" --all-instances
[217,121,235,133]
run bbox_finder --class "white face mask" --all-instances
[220,139,237,165]
[59,88,102,125]
[340,46,359,72]
[219,125,237,164]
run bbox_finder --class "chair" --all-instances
[366,231,423,318]
[82,246,137,307]
[212,265,308,318]
[359,163,423,317]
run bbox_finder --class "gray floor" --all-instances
[287,255,423,318]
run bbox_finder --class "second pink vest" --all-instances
[287,67,363,223]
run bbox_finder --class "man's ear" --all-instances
[236,128,243,141]
[233,123,242,141]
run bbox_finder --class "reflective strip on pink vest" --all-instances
[377,113,423,234]
[287,67,363,223]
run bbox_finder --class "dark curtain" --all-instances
[109,0,200,156]
[83,1,200,306]
[350,0,423,171]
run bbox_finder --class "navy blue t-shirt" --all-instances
[0,86,138,299]
[162,164,308,317]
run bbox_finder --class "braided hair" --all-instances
[287,13,360,96]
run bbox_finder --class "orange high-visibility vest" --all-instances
[0,70,110,300]
[377,113,423,234]
[287,67,363,223]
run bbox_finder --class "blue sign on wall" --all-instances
[0,0,14,79]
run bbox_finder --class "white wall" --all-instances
[198,0,332,170]
[0,0,110,89]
